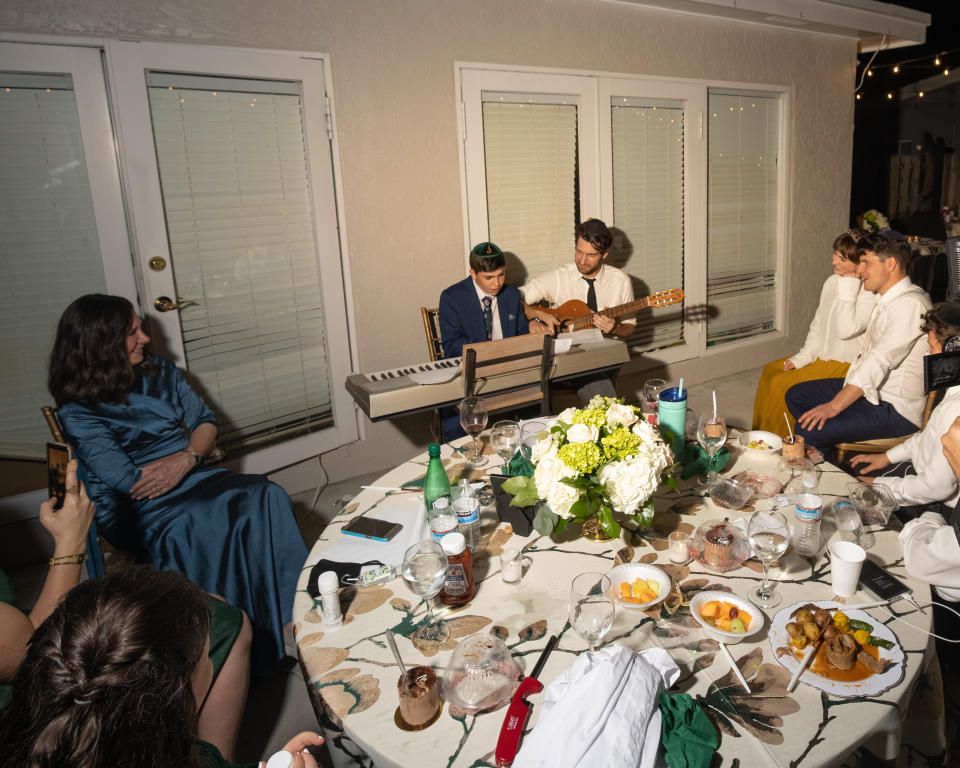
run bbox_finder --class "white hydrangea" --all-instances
[533,453,581,518]
[556,406,578,423]
[606,402,638,430]
[598,448,671,515]
[531,431,560,463]
[565,423,599,444]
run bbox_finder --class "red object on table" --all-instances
[494,634,558,767]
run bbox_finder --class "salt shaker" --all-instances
[317,570,342,629]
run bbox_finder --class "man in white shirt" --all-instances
[785,234,932,454]
[521,219,634,401]
[852,304,960,510]
[522,219,636,341]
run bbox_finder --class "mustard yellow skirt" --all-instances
[752,358,851,437]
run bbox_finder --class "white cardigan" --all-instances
[900,512,960,602]
[875,386,960,509]
[789,275,877,369]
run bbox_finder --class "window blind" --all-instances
[611,98,685,350]
[707,91,780,346]
[147,76,333,446]
[0,78,107,459]
[481,96,578,284]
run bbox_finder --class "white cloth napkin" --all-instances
[513,645,679,768]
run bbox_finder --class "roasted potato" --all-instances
[795,609,814,626]
[814,609,831,628]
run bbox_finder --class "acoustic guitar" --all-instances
[540,288,684,332]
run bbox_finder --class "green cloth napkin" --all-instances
[658,692,718,768]
[505,451,535,478]
[681,444,729,480]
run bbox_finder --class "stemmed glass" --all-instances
[568,572,615,653]
[459,396,488,467]
[642,378,667,423]
[400,540,450,649]
[834,503,875,549]
[747,510,790,608]
[520,421,546,460]
[696,413,727,484]
[490,420,521,474]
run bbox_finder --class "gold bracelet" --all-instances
[49,553,88,566]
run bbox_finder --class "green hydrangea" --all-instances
[571,408,606,430]
[558,441,602,474]
[601,427,642,461]
[587,395,618,411]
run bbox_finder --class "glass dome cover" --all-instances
[444,632,521,714]
[689,518,752,573]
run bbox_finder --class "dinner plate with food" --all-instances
[768,601,905,697]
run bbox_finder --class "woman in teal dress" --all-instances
[0,566,322,768]
[48,294,307,670]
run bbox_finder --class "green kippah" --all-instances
[471,241,503,258]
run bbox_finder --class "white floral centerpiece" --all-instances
[502,396,674,538]
[858,209,890,233]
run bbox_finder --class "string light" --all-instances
[886,92,893,100]
[935,56,941,66]
[867,69,874,77]
[919,91,924,98]
[945,68,951,76]
[893,65,900,74]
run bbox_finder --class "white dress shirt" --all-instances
[875,385,960,508]
[789,275,877,368]
[521,263,636,326]
[472,280,503,340]
[900,512,960,602]
[843,276,932,425]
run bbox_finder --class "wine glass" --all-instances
[747,510,790,608]
[490,420,521,474]
[520,420,546,460]
[834,502,875,549]
[400,540,450,649]
[459,396,488,467]
[568,572,615,653]
[642,378,667,423]
[696,413,727,483]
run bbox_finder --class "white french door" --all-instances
[0,40,356,473]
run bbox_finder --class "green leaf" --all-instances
[554,516,568,534]
[560,475,594,490]
[598,505,620,538]
[503,476,539,507]
[533,504,558,535]
[664,473,681,492]
[502,475,534,495]
[569,497,592,520]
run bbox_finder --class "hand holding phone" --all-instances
[47,442,72,510]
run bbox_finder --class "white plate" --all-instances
[607,563,671,609]
[689,590,764,643]
[768,601,905,697]
[738,430,782,454]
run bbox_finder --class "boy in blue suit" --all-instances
[439,242,534,358]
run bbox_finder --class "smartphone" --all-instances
[342,516,402,542]
[46,441,72,510]
[858,557,912,603]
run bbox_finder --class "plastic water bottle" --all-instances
[428,497,459,542]
[453,495,482,552]
[423,443,451,514]
[454,478,474,501]
[792,474,822,557]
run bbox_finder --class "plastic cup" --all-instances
[398,666,440,727]
[782,435,805,466]
[829,540,866,597]
[658,386,688,458]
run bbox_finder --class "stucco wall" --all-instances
[1,0,857,491]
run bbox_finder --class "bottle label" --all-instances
[429,514,459,541]
[795,505,822,523]
[453,498,479,525]
[443,563,468,596]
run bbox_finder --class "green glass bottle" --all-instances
[423,443,452,513]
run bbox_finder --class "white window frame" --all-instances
[456,62,791,368]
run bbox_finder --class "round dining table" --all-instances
[292,434,947,767]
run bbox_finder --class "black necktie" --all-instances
[482,296,493,340]
[583,278,598,312]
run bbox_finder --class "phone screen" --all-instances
[342,517,402,542]
[858,557,911,602]
[46,442,72,510]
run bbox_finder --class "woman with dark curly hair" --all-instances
[0,566,322,768]
[48,294,307,670]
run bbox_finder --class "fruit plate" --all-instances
[768,601,905,698]
[689,590,763,643]
[738,430,782,454]
[607,563,671,610]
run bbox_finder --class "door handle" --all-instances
[154,296,197,312]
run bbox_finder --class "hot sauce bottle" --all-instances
[439,532,474,605]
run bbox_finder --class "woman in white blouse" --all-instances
[752,229,877,437]
[853,303,960,510]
